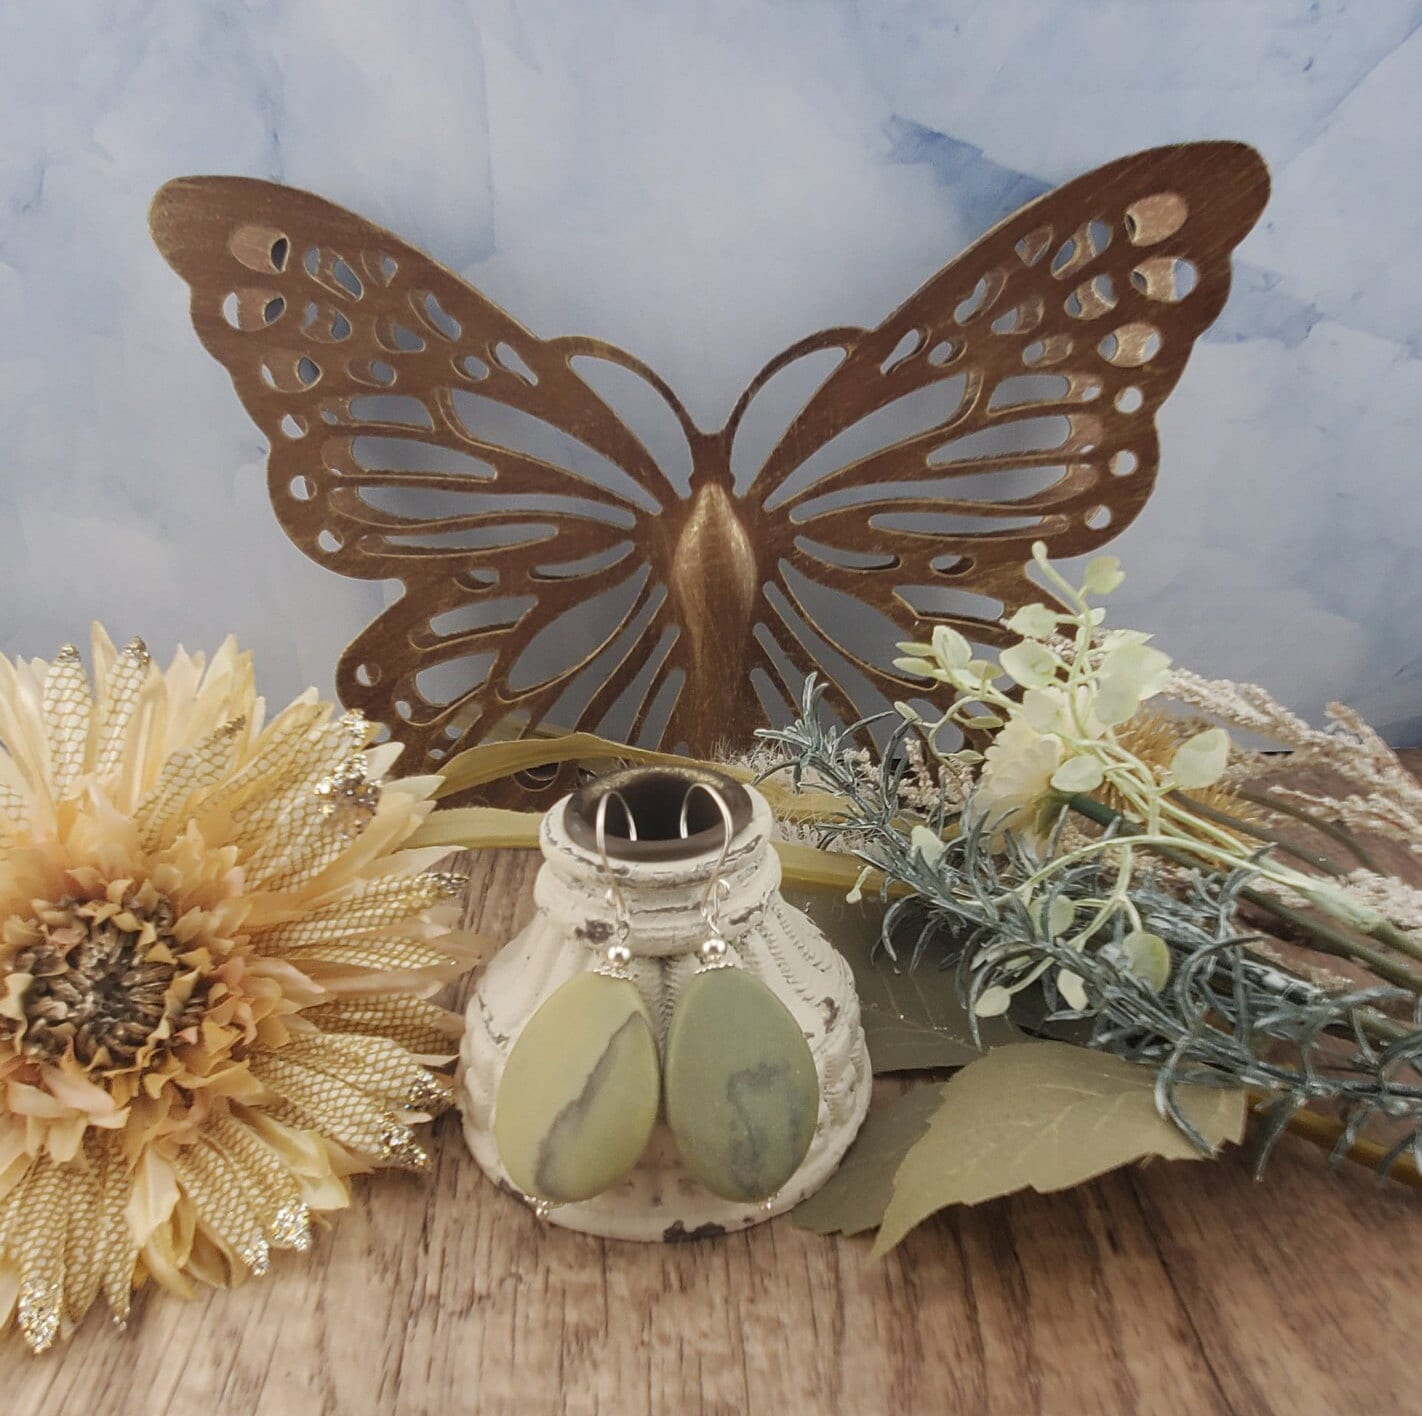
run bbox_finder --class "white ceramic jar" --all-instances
[459,766,871,1241]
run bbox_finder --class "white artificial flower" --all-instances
[974,717,1065,844]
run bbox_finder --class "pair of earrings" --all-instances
[493,783,820,1211]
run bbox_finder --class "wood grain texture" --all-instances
[4,845,1420,1416]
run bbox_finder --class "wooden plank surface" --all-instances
[4,845,1421,1416]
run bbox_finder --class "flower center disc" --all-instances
[4,894,203,1070]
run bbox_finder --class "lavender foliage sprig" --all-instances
[759,679,1422,1171]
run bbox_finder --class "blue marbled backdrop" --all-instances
[1,1,1418,738]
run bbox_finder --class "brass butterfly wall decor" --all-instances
[150,142,1268,775]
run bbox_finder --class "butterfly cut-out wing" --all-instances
[735,142,1268,726]
[151,176,700,769]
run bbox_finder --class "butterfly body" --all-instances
[150,144,1268,779]
[664,478,760,749]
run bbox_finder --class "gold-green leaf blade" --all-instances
[793,1085,943,1236]
[871,1041,1247,1256]
[784,886,1019,1072]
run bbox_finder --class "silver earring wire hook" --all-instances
[594,789,637,969]
[678,781,734,940]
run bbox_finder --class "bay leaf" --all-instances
[783,885,1019,1072]
[871,1041,1248,1256]
[793,1085,943,1236]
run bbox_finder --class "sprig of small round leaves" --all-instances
[892,542,1228,812]
[890,543,1394,998]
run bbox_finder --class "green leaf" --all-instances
[931,624,973,669]
[1081,555,1125,595]
[1056,968,1089,1010]
[1050,755,1104,793]
[1098,642,1173,701]
[1100,628,1153,649]
[793,1086,943,1236]
[782,885,1018,1072]
[1170,727,1231,788]
[1005,602,1060,639]
[972,984,1014,1018]
[871,1041,1248,1255]
[909,824,947,866]
[999,641,1060,689]
[1110,929,1171,990]
[962,658,1003,683]
[1021,687,1064,733]
[1043,895,1077,938]
[407,805,543,850]
[1092,674,1141,727]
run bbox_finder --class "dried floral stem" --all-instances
[1233,787,1388,876]
[792,545,1422,1200]
[1239,895,1422,997]
[1171,791,1348,878]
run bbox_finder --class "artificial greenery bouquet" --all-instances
[761,547,1422,1245]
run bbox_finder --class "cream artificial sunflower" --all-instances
[0,629,478,1351]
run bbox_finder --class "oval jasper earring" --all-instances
[663,782,821,1205]
[493,789,662,1212]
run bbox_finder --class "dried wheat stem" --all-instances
[1235,892,1422,995]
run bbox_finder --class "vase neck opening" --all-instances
[540,769,777,957]
[562,765,754,864]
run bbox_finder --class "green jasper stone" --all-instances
[664,967,820,1203]
[494,971,660,1204]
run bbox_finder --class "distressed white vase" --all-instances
[459,766,871,1241]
